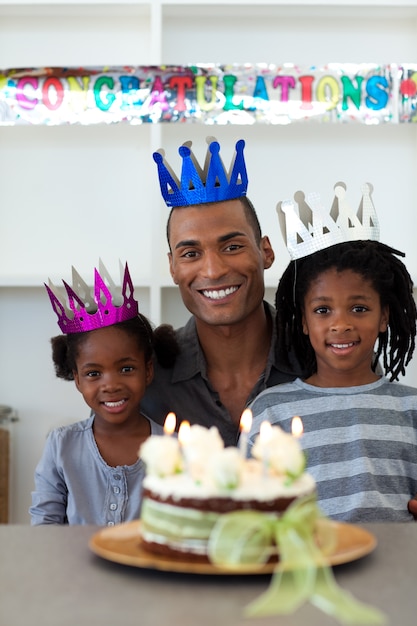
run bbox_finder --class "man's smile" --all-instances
[200,286,239,300]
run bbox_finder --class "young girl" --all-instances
[248,238,417,522]
[30,263,176,526]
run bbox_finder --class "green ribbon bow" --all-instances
[208,495,386,624]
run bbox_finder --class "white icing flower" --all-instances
[182,425,224,478]
[189,424,224,451]
[252,425,304,477]
[208,447,243,490]
[139,435,182,477]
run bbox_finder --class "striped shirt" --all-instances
[248,377,417,522]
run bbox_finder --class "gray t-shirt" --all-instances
[141,303,301,446]
[248,377,417,522]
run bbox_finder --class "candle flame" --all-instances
[259,420,272,443]
[292,416,304,438]
[178,420,191,446]
[163,412,176,435]
[240,408,253,433]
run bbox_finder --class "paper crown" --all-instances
[277,182,380,260]
[153,137,248,207]
[45,261,139,334]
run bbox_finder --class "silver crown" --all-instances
[277,182,380,260]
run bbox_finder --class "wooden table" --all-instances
[0,523,416,626]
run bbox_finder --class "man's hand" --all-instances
[407,496,417,520]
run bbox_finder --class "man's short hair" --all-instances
[166,196,262,250]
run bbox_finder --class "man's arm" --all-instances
[408,496,417,521]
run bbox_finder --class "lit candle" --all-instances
[291,416,304,439]
[259,420,272,475]
[178,420,191,474]
[163,412,176,436]
[238,408,253,458]
[178,420,191,444]
[259,420,272,442]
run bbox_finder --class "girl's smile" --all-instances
[73,325,153,427]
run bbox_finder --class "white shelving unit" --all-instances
[1,0,417,522]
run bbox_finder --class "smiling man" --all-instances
[140,138,303,446]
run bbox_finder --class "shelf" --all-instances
[2,1,417,17]
[161,7,417,63]
[0,14,153,67]
[162,1,417,18]
[0,1,150,13]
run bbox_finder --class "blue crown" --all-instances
[153,138,248,207]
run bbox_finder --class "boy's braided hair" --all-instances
[275,240,416,381]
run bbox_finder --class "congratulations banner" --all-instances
[1,63,417,125]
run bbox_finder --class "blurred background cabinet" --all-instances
[1,0,416,522]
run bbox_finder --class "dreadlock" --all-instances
[275,240,416,382]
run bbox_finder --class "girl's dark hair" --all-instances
[275,240,416,381]
[51,316,179,381]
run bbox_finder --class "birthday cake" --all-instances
[138,422,316,562]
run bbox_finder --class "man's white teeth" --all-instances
[331,343,354,349]
[202,286,238,300]
[104,400,125,408]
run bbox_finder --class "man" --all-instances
[141,138,303,446]
[409,499,417,519]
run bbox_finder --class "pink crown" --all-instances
[45,261,139,334]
